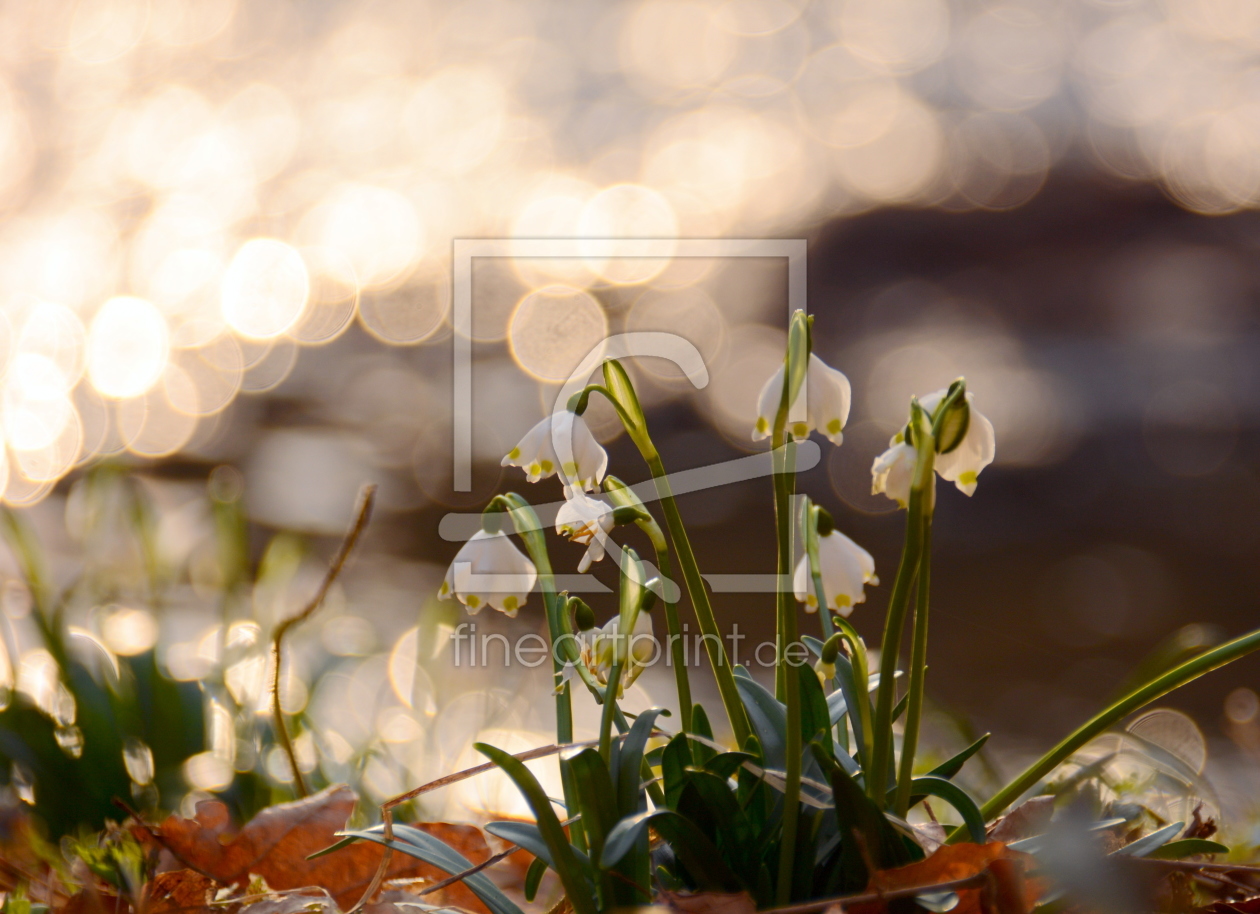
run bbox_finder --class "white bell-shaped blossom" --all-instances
[502,411,608,493]
[437,530,537,617]
[918,389,996,496]
[753,353,852,446]
[581,610,656,697]
[555,492,615,573]
[793,529,878,616]
[871,439,919,508]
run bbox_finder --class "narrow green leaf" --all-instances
[973,624,1260,827]
[568,748,617,859]
[339,826,524,914]
[524,857,547,901]
[1147,838,1229,860]
[902,776,986,844]
[735,674,787,771]
[663,732,691,809]
[926,733,991,782]
[798,662,831,748]
[1111,822,1184,858]
[475,743,595,914]
[690,702,717,764]
[601,809,742,892]
[618,707,667,818]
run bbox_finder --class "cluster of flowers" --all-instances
[438,351,995,681]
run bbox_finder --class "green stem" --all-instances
[500,494,585,852]
[945,624,1260,838]
[600,661,622,762]
[650,535,693,733]
[894,517,933,817]
[773,432,801,905]
[644,452,752,746]
[869,427,935,806]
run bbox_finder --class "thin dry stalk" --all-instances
[272,484,376,798]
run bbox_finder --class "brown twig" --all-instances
[272,484,376,798]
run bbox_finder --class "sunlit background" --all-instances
[2,0,1260,838]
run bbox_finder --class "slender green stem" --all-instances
[774,432,802,905]
[650,536,693,733]
[833,617,874,771]
[500,494,585,851]
[644,452,752,746]
[869,423,935,806]
[600,661,622,762]
[944,624,1260,839]
[894,517,933,817]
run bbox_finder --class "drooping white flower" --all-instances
[918,388,996,496]
[555,492,615,573]
[581,610,656,696]
[502,411,608,493]
[438,530,537,617]
[753,353,852,446]
[871,439,919,508]
[793,529,878,616]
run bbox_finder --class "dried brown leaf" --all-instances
[849,843,1043,914]
[987,797,1054,844]
[151,785,492,912]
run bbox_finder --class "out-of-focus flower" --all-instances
[753,354,852,446]
[556,492,615,572]
[920,388,996,496]
[502,411,608,493]
[871,440,919,508]
[793,529,878,615]
[438,530,537,617]
[580,610,656,697]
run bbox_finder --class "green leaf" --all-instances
[1111,822,1184,858]
[1147,838,1229,860]
[663,732,691,809]
[925,733,991,782]
[603,360,647,433]
[568,748,617,860]
[340,825,524,914]
[901,776,986,844]
[601,809,742,892]
[690,703,717,764]
[734,674,787,771]
[475,743,596,914]
[973,624,1260,827]
[812,743,919,891]
[702,751,757,782]
[798,662,831,748]
[524,857,547,901]
[618,707,667,818]
[484,822,564,870]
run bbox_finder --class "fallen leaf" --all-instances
[146,870,216,914]
[661,890,757,914]
[848,843,1044,914]
[151,784,494,911]
[987,797,1054,844]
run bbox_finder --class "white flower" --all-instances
[581,610,656,696]
[919,389,995,496]
[871,439,919,508]
[753,353,852,446]
[555,492,615,572]
[502,411,608,493]
[438,530,537,617]
[793,529,878,616]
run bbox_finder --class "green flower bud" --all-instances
[820,632,843,665]
[480,503,506,535]
[934,379,971,455]
[612,505,651,526]
[568,596,595,631]
[815,506,834,538]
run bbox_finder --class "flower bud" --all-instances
[934,380,971,455]
[815,506,834,538]
[639,584,658,613]
[568,596,595,631]
[612,506,650,526]
[481,503,506,535]
[820,632,843,665]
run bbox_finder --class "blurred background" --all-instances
[1,0,1260,838]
